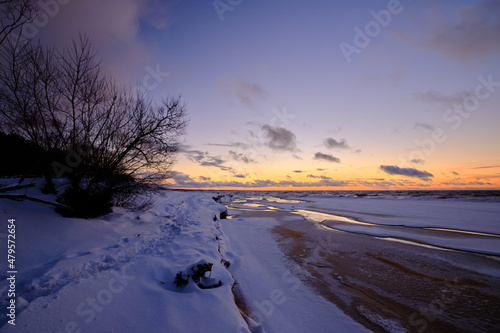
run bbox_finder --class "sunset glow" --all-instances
[33,0,500,190]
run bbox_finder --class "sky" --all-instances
[32,0,500,190]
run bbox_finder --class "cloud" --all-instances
[206,142,251,150]
[470,165,500,170]
[261,125,298,152]
[451,171,460,176]
[307,174,332,180]
[200,158,226,168]
[182,148,253,179]
[183,149,231,171]
[36,0,174,83]
[440,180,490,186]
[293,170,304,173]
[228,150,255,164]
[39,0,140,46]
[411,158,426,165]
[218,79,269,107]
[413,123,435,132]
[400,1,500,61]
[413,90,472,106]
[169,176,349,188]
[324,138,350,149]
[379,165,433,180]
[169,171,195,185]
[169,171,447,189]
[314,152,340,163]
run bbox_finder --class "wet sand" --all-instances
[230,208,500,332]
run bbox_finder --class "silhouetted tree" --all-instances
[0,36,188,216]
[0,0,35,47]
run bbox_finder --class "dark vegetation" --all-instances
[174,261,223,289]
[0,1,187,217]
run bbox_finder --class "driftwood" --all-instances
[0,194,73,211]
[0,183,36,193]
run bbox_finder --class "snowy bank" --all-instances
[0,183,367,332]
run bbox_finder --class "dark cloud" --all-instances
[169,172,430,189]
[200,157,226,168]
[293,170,304,173]
[413,90,472,106]
[413,123,435,132]
[169,171,195,184]
[218,79,269,108]
[261,125,298,152]
[411,158,425,165]
[314,152,340,163]
[183,149,231,171]
[206,142,251,150]
[470,165,500,170]
[168,170,350,188]
[228,150,255,164]
[424,1,500,60]
[440,180,490,186]
[307,174,332,180]
[324,138,349,149]
[316,168,326,171]
[35,0,175,85]
[379,165,433,180]
[451,171,460,176]
[182,148,253,179]
[398,1,500,61]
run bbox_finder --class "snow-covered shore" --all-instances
[0,181,368,332]
[225,192,500,332]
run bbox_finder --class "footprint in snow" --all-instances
[65,251,92,259]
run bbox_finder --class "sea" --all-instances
[221,190,500,202]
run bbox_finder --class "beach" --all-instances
[224,193,500,332]
[1,186,500,332]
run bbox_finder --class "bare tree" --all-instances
[0,0,35,47]
[0,36,188,215]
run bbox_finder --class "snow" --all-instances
[0,181,367,332]
[2,182,499,332]
[227,194,500,257]
[303,196,500,234]
[221,216,368,332]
